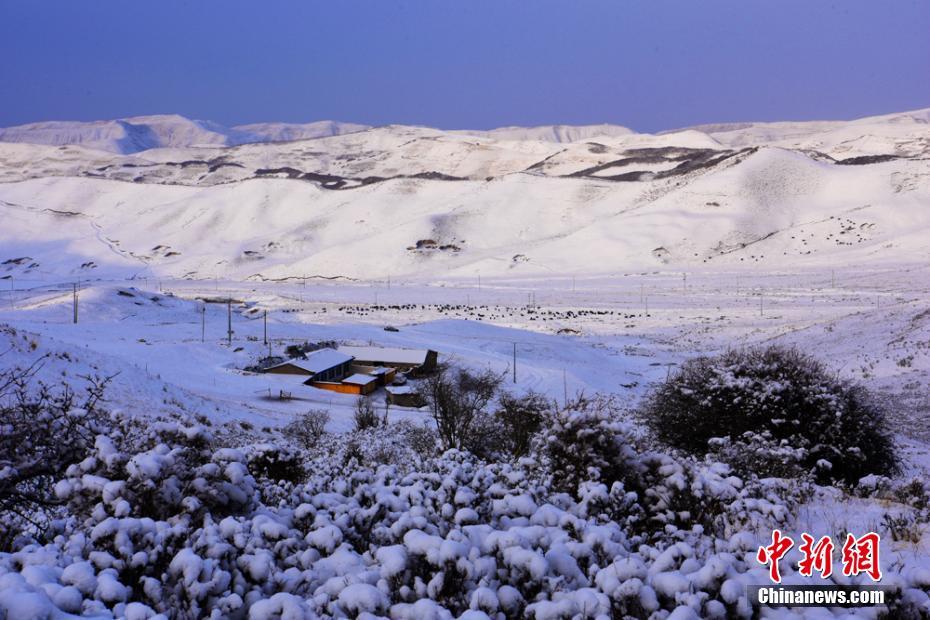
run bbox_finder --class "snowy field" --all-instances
[3,261,930,465]
[2,264,928,408]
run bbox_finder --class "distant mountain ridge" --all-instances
[0,115,640,154]
[1,108,927,154]
[0,107,928,281]
[450,123,635,143]
[0,115,371,154]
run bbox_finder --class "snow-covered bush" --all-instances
[707,431,808,480]
[641,346,897,483]
[57,421,257,523]
[0,416,811,620]
[0,371,918,619]
[305,420,433,473]
[533,394,640,498]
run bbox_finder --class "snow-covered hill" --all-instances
[667,108,930,159]
[0,109,928,282]
[451,123,635,143]
[233,120,371,143]
[0,115,369,154]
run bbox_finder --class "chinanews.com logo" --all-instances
[751,530,893,608]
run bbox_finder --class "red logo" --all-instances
[798,533,834,578]
[841,532,882,581]
[756,529,794,583]
[757,531,881,583]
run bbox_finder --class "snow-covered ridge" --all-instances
[3,107,927,155]
[0,114,371,154]
[232,120,372,144]
[663,107,930,156]
[0,108,928,281]
[450,123,636,143]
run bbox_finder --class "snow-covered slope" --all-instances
[233,120,370,143]
[452,123,635,143]
[1,109,927,282]
[0,115,368,154]
[0,115,258,154]
[667,108,930,159]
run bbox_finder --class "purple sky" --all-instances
[1,0,928,132]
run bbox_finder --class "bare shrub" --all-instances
[495,390,551,458]
[248,444,306,484]
[461,411,507,460]
[416,364,503,451]
[353,395,379,432]
[283,409,330,449]
[0,359,111,550]
[394,419,440,458]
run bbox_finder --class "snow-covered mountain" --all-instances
[0,115,370,154]
[667,108,930,158]
[451,123,635,143]
[233,120,371,143]
[0,109,928,282]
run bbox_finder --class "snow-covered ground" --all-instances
[2,262,929,446]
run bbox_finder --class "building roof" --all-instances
[266,349,353,374]
[342,373,378,386]
[338,346,432,365]
[368,367,390,376]
[386,386,414,395]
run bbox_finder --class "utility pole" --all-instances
[263,310,268,345]
[760,292,764,317]
[227,299,232,345]
[512,342,517,384]
[831,269,835,288]
[477,273,481,291]
[72,283,78,324]
[563,369,568,408]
